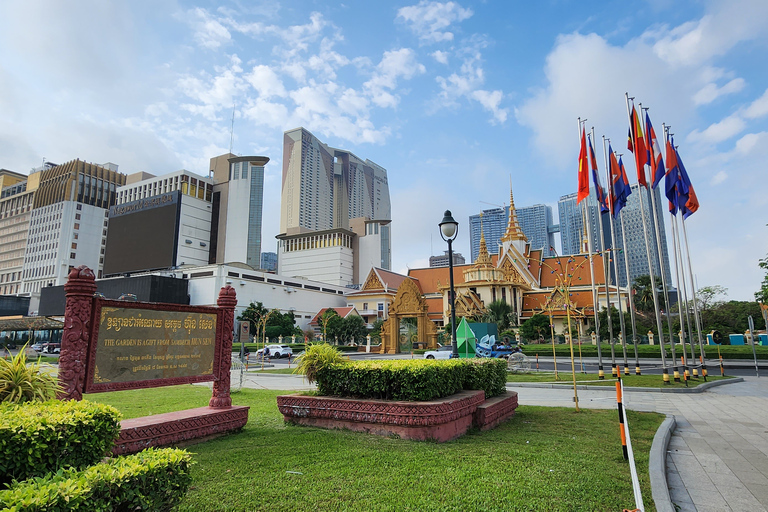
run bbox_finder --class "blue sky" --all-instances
[1,0,767,300]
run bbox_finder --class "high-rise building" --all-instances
[260,252,277,272]
[469,204,555,262]
[280,127,391,233]
[209,155,268,269]
[103,169,215,276]
[557,192,601,256]
[607,185,672,288]
[557,186,672,288]
[21,159,126,310]
[277,128,392,286]
[0,168,37,295]
[429,250,466,268]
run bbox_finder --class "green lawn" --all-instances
[86,385,663,512]
[506,371,731,388]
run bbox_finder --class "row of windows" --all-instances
[117,175,213,204]
[281,232,353,252]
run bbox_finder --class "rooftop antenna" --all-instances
[229,103,236,155]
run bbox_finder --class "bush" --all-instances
[0,345,60,404]
[0,448,193,511]
[315,358,509,401]
[462,358,507,398]
[0,400,122,484]
[293,343,347,384]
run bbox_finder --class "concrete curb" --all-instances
[649,415,676,512]
[505,377,744,393]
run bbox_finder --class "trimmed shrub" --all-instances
[461,358,507,398]
[0,448,193,511]
[0,400,121,484]
[0,345,60,404]
[315,358,508,401]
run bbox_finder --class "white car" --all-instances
[423,345,454,360]
[256,344,293,358]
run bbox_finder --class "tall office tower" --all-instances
[21,160,126,306]
[0,169,36,295]
[429,250,466,268]
[557,192,601,256]
[209,154,268,269]
[606,184,672,288]
[260,252,277,272]
[469,205,555,263]
[103,170,215,276]
[281,127,391,234]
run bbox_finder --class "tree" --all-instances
[265,311,302,340]
[238,302,268,341]
[632,275,663,312]
[695,285,727,314]
[320,308,343,343]
[519,314,550,342]
[756,254,768,304]
[340,315,367,344]
[597,306,632,341]
[482,300,515,333]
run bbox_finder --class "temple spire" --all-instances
[474,213,492,267]
[500,182,527,243]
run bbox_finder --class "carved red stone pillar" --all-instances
[57,266,97,401]
[210,285,236,407]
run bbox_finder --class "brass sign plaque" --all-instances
[92,307,217,385]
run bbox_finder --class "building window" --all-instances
[74,223,79,230]
[75,213,81,220]
[71,243,77,249]
[76,204,82,211]
[70,252,76,259]
[363,302,368,311]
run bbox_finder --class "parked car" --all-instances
[423,345,454,360]
[30,343,44,352]
[256,344,293,359]
[42,343,61,354]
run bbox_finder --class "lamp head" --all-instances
[439,210,459,241]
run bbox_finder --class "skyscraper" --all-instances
[281,127,391,233]
[557,192,601,256]
[469,204,554,262]
[558,186,672,288]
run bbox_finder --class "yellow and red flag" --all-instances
[577,127,589,204]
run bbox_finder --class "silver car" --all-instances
[423,345,453,360]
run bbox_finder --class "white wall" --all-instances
[278,246,354,286]
[176,195,212,267]
[184,264,347,331]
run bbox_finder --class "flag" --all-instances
[577,128,589,204]
[588,135,609,213]
[609,145,632,217]
[627,105,648,187]
[664,135,679,214]
[676,147,699,219]
[645,112,665,189]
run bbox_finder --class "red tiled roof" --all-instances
[309,306,357,326]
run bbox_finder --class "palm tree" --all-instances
[483,300,514,334]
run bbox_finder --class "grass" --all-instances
[506,371,730,388]
[86,385,663,512]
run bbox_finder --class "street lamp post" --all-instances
[439,210,459,359]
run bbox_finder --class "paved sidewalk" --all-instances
[242,371,768,511]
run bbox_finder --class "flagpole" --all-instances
[638,106,671,383]
[601,135,618,377]
[681,217,707,379]
[661,125,681,381]
[618,208,641,374]
[587,128,604,379]
[678,219,698,377]
[670,211,691,380]
[610,152,630,376]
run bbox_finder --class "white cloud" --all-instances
[692,78,745,105]
[177,57,247,121]
[471,90,507,123]
[188,7,232,50]
[687,114,746,144]
[364,48,426,108]
[431,50,449,64]
[652,0,768,66]
[397,1,473,43]
[710,170,727,185]
[744,88,768,119]
[245,65,287,99]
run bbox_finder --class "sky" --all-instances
[1,0,767,301]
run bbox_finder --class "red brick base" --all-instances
[113,405,250,455]
[277,390,518,442]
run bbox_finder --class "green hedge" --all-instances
[0,400,121,485]
[0,448,192,511]
[316,359,507,401]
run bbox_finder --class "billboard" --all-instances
[103,192,181,275]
